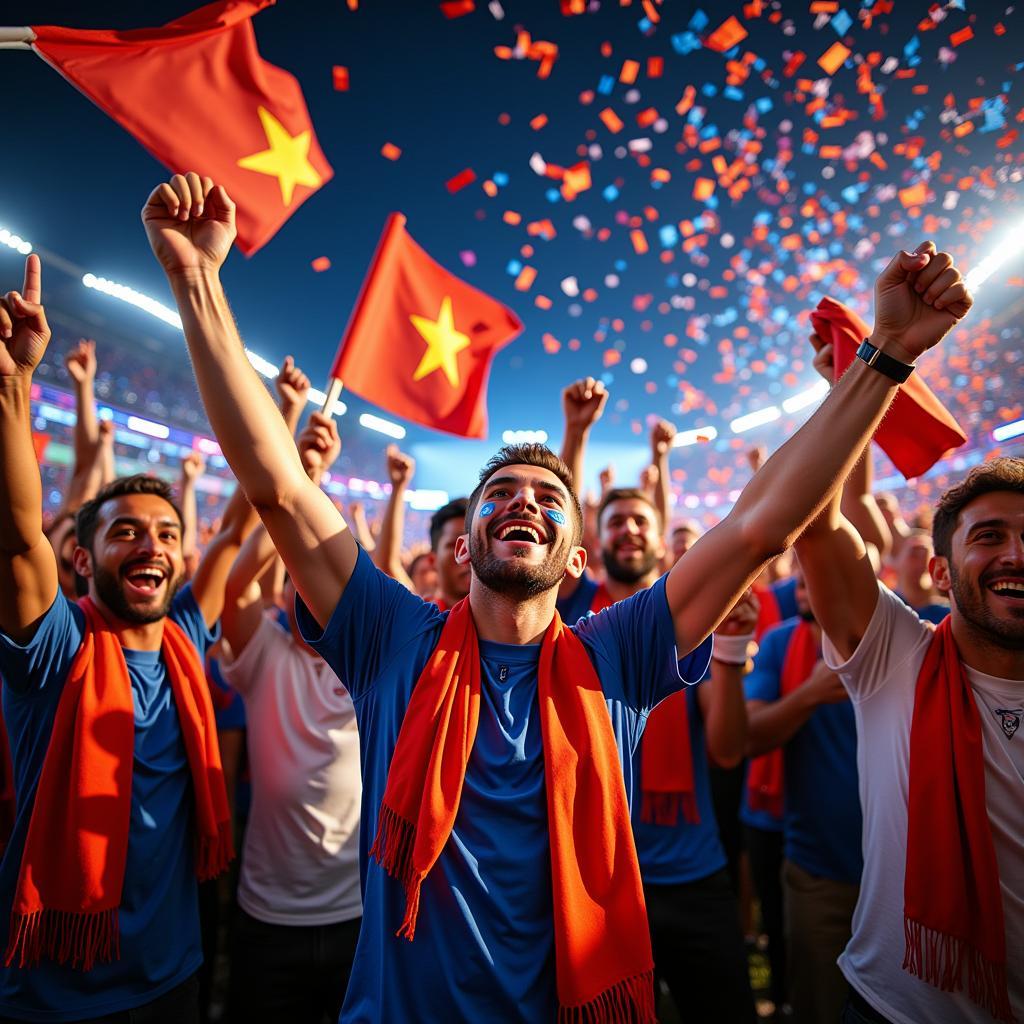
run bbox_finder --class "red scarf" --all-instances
[369,599,655,1023]
[904,618,1014,1022]
[5,598,233,971]
[746,620,818,818]
[752,582,782,642]
[810,296,966,480]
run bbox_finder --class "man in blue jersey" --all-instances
[0,257,253,1022]
[142,171,971,1022]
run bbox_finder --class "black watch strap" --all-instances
[855,338,914,383]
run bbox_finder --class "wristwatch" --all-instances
[855,338,915,383]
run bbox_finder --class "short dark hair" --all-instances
[598,487,663,532]
[466,444,583,545]
[76,474,184,553]
[932,457,1024,559]
[429,498,469,551]
[408,551,432,577]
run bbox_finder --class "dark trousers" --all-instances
[744,823,786,1008]
[841,987,896,1024]
[0,973,199,1024]
[708,762,746,894]
[226,907,360,1024]
[644,869,757,1024]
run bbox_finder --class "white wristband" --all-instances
[712,632,756,665]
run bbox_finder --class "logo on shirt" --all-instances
[993,707,1024,739]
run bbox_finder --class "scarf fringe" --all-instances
[197,819,235,881]
[640,791,699,827]
[4,907,119,971]
[369,803,424,941]
[558,969,657,1024]
[746,785,783,820]
[903,918,1016,1024]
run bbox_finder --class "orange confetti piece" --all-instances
[692,178,716,201]
[332,66,350,91]
[630,229,649,254]
[599,107,624,133]
[311,256,331,272]
[542,333,561,353]
[818,42,850,75]
[620,59,640,84]
[949,26,974,47]
[705,16,748,53]
[535,295,552,310]
[380,142,402,161]
[440,0,474,17]
[445,168,476,193]
[636,107,659,127]
[514,266,536,291]
[562,161,592,198]
[675,85,696,116]
[503,210,522,225]
[529,113,548,130]
[647,56,664,78]
[898,182,928,208]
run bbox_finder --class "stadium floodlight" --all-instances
[82,273,183,329]
[672,426,718,447]
[406,489,450,511]
[0,227,32,255]
[359,413,406,439]
[502,429,549,444]
[965,217,1024,290]
[782,378,829,415]
[729,406,780,433]
[993,418,1024,443]
[127,415,170,440]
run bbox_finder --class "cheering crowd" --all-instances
[0,171,1019,1024]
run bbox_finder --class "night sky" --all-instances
[1,0,1021,505]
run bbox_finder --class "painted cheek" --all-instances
[478,502,496,518]
[543,508,566,526]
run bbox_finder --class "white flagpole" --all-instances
[0,27,35,48]
[321,378,345,418]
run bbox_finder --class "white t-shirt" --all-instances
[221,613,362,926]
[823,584,1024,1024]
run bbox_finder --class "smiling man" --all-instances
[0,256,251,1023]
[795,457,1024,1024]
[141,172,971,1022]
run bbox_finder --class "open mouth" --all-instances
[989,579,1024,601]
[122,564,168,597]
[493,520,548,546]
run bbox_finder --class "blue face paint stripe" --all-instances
[543,508,566,526]
[479,502,496,518]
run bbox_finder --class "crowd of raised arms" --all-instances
[0,172,1019,1024]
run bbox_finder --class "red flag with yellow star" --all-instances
[331,214,523,438]
[30,0,331,256]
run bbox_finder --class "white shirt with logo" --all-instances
[823,584,1024,1024]
[221,612,362,925]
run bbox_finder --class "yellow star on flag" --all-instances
[410,296,470,388]
[237,106,323,206]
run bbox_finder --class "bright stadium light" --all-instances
[406,489,450,511]
[127,415,170,440]
[359,413,406,439]
[965,217,1024,290]
[0,227,32,255]
[672,426,718,447]
[502,429,549,444]
[993,418,1024,443]
[782,378,829,414]
[82,273,183,329]
[730,406,780,433]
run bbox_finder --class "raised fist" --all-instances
[181,452,206,482]
[64,339,97,385]
[275,355,311,411]
[297,411,341,478]
[386,444,415,487]
[809,332,835,383]
[562,377,608,433]
[650,419,676,458]
[717,588,760,636]
[142,172,236,278]
[0,255,51,378]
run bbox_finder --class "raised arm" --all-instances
[559,376,607,495]
[142,174,357,629]
[665,242,972,654]
[178,452,205,563]
[649,419,675,539]
[0,255,58,642]
[64,339,99,467]
[274,354,310,436]
[374,445,416,589]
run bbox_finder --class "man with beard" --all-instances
[744,570,860,1024]
[141,171,970,1022]
[794,456,1024,1024]
[0,256,246,1023]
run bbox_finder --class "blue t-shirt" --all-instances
[738,760,785,833]
[743,618,862,885]
[630,682,727,885]
[0,586,217,1021]
[296,547,711,1024]
[555,570,600,626]
[771,576,798,621]
[893,593,950,626]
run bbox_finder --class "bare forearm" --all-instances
[560,426,589,495]
[840,447,891,557]
[375,487,409,577]
[704,662,748,767]
[168,269,307,510]
[653,453,670,538]
[180,478,198,558]
[350,505,376,552]
[0,377,43,552]
[71,379,98,465]
[746,690,816,757]
[732,358,898,556]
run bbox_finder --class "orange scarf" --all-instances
[746,620,818,819]
[369,599,655,1023]
[904,618,1013,1022]
[5,597,233,971]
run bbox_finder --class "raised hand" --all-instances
[598,464,615,497]
[64,339,97,385]
[650,419,676,458]
[0,255,51,378]
[871,241,972,363]
[716,588,760,636]
[141,172,237,278]
[562,376,608,433]
[297,411,342,479]
[386,444,415,488]
[745,445,767,474]
[639,463,659,494]
[275,355,311,412]
[809,332,834,382]
[181,452,206,482]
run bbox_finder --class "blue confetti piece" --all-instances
[831,9,852,35]
[479,502,495,518]
[659,225,679,247]
[603,184,619,201]
[723,85,744,101]
[598,74,614,95]
[506,259,522,276]
[493,171,509,186]
[545,187,562,203]
[671,31,701,55]
[701,82,718,98]
[543,508,566,526]
[755,97,773,113]
[689,8,708,30]
[842,185,860,203]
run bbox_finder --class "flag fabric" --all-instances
[811,296,967,479]
[31,0,332,256]
[331,214,523,438]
